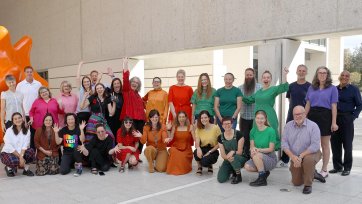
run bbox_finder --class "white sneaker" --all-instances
[276,160,288,168]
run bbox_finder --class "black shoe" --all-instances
[329,169,342,174]
[23,169,34,176]
[302,186,312,194]
[138,159,143,163]
[230,171,236,180]
[231,173,242,184]
[341,170,350,176]
[4,166,15,177]
[249,175,267,187]
[313,170,326,183]
[265,171,270,179]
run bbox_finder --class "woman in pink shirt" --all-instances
[29,86,63,130]
[57,81,79,128]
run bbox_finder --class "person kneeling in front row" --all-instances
[282,106,325,194]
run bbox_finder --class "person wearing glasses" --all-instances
[143,77,168,125]
[115,117,140,172]
[135,109,168,173]
[305,66,338,178]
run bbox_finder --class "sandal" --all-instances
[91,168,98,175]
[119,165,125,173]
[207,166,213,174]
[196,167,202,176]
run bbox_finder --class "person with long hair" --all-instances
[214,73,242,131]
[238,68,262,158]
[168,69,194,123]
[165,111,194,175]
[194,110,220,175]
[135,109,168,173]
[191,73,216,124]
[305,66,338,178]
[115,117,140,172]
[34,113,60,176]
[76,75,93,124]
[1,112,35,177]
[106,78,124,137]
[29,86,63,148]
[54,113,86,176]
[80,83,117,144]
[143,77,168,124]
[120,58,146,156]
[57,80,79,128]
[217,117,248,184]
[243,68,289,150]
[244,110,278,187]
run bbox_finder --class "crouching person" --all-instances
[80,123,118,174]
[282,106,324,194]
[1,112,35,177]
[217,117,248,184]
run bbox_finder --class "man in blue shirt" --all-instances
[330,70,362,176]
[278,64,311,168]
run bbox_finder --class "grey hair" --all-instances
[130,76,142,92]
[176,69,186,77]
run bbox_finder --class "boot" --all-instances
[231,173,242,184]
[249,174,267,187]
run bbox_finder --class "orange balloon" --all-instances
[0,26,48,143]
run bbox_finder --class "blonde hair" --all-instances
[60,80,72,93]
[176,69,186,77]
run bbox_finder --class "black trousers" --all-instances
[240,118,253,158]
[331,113,354,171]
[60,151,83,175]
[89,148,111,171]
[193,145,219,167]
[26,116,36,149]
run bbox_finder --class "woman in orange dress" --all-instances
[165,111,194,175]
[168,69,194,123]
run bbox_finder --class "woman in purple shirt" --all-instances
[305,66,338,178]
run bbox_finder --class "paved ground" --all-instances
[1,119,362,204]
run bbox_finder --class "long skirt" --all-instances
[85,113,114,145]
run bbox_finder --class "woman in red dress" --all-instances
[165,111,194,175]
[115,117,140,172]
[168,69,194,123]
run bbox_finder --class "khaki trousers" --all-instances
[290,151,322,186]
[144,146,168,172]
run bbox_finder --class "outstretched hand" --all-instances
[122,57,129,72]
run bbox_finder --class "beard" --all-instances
[244,77,256,96]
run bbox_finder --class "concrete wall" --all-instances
[1,0,362,72]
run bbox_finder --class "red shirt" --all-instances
[116,129,139,147]
[120,70,146,121]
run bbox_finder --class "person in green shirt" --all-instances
[191,73,216,124]
[243,69,289,149]
[245,110,277,187]
[214,73,242,132]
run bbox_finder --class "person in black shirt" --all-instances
[54,113,86,176]
[79,123,120,174]
[330,71,362,176]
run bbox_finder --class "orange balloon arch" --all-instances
[0,26,48,143]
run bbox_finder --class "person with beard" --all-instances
[277,64,311,168]
[243,68,289,151]
[238,68,262,158]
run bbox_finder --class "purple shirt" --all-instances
[282,119,321,155]
[305,85,338,109]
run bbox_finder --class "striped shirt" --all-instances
[239,83,262,120]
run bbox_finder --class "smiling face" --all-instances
[224,74,234,87]
[131,78,140,91]
[222,120,232,132]
[39,88,50,100]
[95,84,105,96]
[200,113,210,126]
[24,68,34,82]
[124,119,133,130]
[201,75,209,88]
[255,112,267,128]
[339,71,350,87]
[177,73,185,85]
[317,68,328,83]
[177,112,187,125]
[96,126,107,140]
[12,114,23,126]
[90,71,98,84]
[5,79,16,89]
[296,66,307,80]
[152,78,161,89]
[150,113,160,125]
[82,77,91,90]
[66,115,76,128]
[293,106,306,126]
[262,72,272,87]
[62,83,71,94]
[112,80,122,93]
[245,70,254,82]
[43,115,53,127]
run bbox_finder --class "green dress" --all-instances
[242,82,289,149]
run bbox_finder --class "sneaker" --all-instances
[22,169,34,176]
[4,166,15,177]
[249,175,267,187]
[319,170,328,178]
[74,167,82,177]
[276,160,288,168]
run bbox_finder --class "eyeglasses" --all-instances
[223,122,232,125]
[124,121,133,124]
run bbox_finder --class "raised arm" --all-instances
[76,61,84,89]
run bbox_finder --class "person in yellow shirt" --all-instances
[143,77,169,124]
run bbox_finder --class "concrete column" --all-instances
[129,59,145,96]
[327,37,344,83]
[213,50,226,89]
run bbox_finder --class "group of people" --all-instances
[1,58,361,195]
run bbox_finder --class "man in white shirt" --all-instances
[16,66,42,148]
